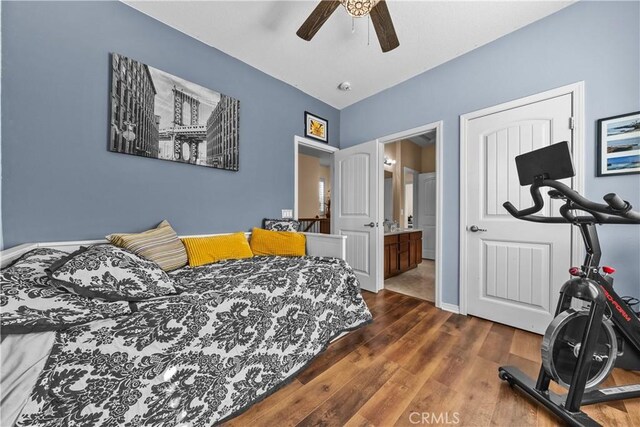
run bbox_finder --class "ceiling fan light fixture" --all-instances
[297,0,398,53]
[341,0,379,18]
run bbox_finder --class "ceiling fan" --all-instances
[296,0,399,53]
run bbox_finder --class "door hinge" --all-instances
[569,117,575,130]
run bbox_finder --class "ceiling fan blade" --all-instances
[296,0,342,41]
[370,0,399,52]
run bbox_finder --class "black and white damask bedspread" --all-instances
[15,256,372,426]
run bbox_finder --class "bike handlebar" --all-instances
[603,193,629,211]
[503,178,640,224]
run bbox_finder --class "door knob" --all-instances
[469,225,487,232]
[364,222,376,227]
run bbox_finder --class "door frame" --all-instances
[293,135,338,221]
[458,81,585,316]
[376,121,444,307]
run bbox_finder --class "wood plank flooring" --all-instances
[223,290,640,427]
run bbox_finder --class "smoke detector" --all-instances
[338,81,352,91]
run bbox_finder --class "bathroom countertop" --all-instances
[383,228,420,236]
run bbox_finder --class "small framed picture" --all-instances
[304,111,328,143]
[597,111,640,177]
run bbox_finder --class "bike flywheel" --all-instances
[541,308,617,390]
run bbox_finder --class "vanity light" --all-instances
[384,156,396,166]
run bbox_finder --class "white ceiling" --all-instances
[408,130,435,147]
[124,0,574,109]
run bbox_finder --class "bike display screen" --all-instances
[515,141,575,185]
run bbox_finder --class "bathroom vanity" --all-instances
[384,229,422,279]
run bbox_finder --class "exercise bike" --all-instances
[497,141,640,427]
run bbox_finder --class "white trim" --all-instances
[458,81,586,316]
[377,141,385,293]
[569,83,586,269]
[375,121,444,308]
[293,135,338,221]
[440,303,460,315]
[295,136,339,154]
[0,232,347,268]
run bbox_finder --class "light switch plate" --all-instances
[281,209,293,219]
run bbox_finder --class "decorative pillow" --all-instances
[47,245,177,301]
[250,227,306,257]
[181,232,254,267]
[106,220,188,271]
[263,218,301,232]
[1,248,131,334]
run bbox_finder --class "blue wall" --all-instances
[1,1,339,248]
[340,1,640,303]
[2,1,639,301]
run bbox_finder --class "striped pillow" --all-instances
[106,220,188,271]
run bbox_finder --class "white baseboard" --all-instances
[439,303,460,314]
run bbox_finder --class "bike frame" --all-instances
[500,221,640,427]
[498,142,640,427]
[578,223,640,350]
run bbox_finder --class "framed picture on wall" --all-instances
[109,53,240,171]
[304,111,328,143]
[597,111,640,176]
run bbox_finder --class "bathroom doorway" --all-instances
[381,126,439,303]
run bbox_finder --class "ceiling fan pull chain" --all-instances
[367,15,371,46]
[352,17,355,33]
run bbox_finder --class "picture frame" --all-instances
[597,111,640,177]
[109,53,240,171]
[304,111,328,143]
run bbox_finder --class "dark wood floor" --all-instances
[223,290,640,426]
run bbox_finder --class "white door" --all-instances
[418,173,436,259]
[334,141,381,293]
[464,93,575,334]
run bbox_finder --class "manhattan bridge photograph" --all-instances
[109,52,240,171]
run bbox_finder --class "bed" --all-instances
[0,233,373,426]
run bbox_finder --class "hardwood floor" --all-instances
[223,290,640,427]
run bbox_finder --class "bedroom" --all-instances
[1,1,640,426]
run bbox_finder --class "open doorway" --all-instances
[381,127,439,303]
[294,136,338,233]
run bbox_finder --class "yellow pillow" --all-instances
[181,232,253,267]
[250,227,306,257]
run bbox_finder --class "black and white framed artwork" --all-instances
[109,53,240,171]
